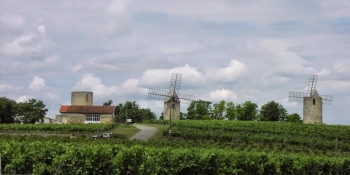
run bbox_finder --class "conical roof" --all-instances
[310,88,320,97]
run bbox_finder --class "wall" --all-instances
[164,101,180,120]
[58,113,114,124]
[71,91,93,106]
[303,96,323,124]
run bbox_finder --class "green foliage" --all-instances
[114,101,156,123]
[16,99,48,124]
[0,97,16,123]
[213,100,226,120]
[186,100,212,120]
[0,123,117,132]
[103,99,113,106]
[235,101,258,121]
[259,101,288,122]
[225,102,235,120]
[1,140,350,174]
[286,113,303,123]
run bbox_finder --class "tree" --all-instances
[103,99,113,106]
[0,97,16,123]
[159,112,164,120]
[186,101,196,119]
[235,101,258,121]
[114,101,156,123]
[259,101,288,122]
[186,100,212,120]
[213,100,226,120]
[225,102,235,120]
[196,100,212,120]
[286,113,303,123]
[16,99,48,124]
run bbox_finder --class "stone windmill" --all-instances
[289,75,333,124]
[148,73,198,122]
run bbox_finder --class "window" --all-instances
[86,114,100,121]
[313,99,315,105]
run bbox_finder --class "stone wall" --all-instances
[71,91,93,106]
[303,96,323,124]
[58,113,114,124]
[164,101,180,120]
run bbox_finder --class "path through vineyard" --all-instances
[130,124,157,140]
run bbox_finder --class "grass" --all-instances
[138,123,169,140]
[111,124,140,138]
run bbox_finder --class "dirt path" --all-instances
[129,124,157,141]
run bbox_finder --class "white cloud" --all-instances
[16,95,28,103]
[138,64,205,89]
[71,64,83,72]
[28,76,48,92]
[0,27,50,57]
[0,14,24,29]
[207,59,248,82]
[204,89,238,102]
[30,55,60,68]
[0,84,22,92]
[73,74,119,99]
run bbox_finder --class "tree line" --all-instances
[103,100,156,123]
[182,100,302,122]
[0,97,48,124]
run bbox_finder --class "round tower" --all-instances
[71,91,93,106]
[303,96,322,124]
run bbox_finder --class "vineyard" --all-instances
[147,120,350,151]
[0,123,117,133]
[1,121,350,174]
[1,137,350,174]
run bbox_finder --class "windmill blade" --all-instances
[169,73,182,94]
[307,75,318,96]
[321,95,333,105]
[148,88,169,101]
[288,91,308,102]
[149,88,198,104]
[177,93,198,104]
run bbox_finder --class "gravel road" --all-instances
[129,125,157,141]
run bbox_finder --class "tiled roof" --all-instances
[59,105,115,114]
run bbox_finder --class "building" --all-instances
[56,91,115,124]
[43,116,57,124]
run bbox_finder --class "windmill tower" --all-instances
[148,73,198,121]
[289,75,333,124]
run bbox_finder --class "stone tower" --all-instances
[303,96,322,124]
[289,75,333,124]
[71,91,93,106]
[164,87,180,120]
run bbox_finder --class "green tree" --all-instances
[259,101,288,122]
[16,99,48,124]
[195,100,212,120]
[103,99,113,106]
[159,112,164,120]
[186,100,212,120]
[225,102,235,120]
[286,113,303,123]
[0,97,16,123]
[140,108,156,121]
[235,101,258,121]
[186,101,196,119]
[213,100,226,120]
[114,101,156,123]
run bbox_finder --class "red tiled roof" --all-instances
[59,105,115,114]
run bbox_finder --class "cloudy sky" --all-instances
[1,0,350,124]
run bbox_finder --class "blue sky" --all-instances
[1,0,350,124]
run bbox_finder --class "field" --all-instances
[1,121,350,174]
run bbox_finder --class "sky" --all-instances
[1,0,350,125]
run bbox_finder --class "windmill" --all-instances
[148,73,198,134]
[289,75,333,124]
